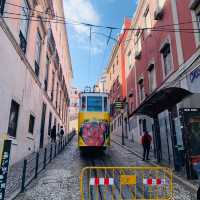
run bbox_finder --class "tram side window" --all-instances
[104,97,108,112]
[81,96,86,111]
[87,96,102,112]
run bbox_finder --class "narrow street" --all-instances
[15,135,196,200]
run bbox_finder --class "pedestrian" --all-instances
[60,126,64,138]
[51,125,57,143]
[141,131,152,161]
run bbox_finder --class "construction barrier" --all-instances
[80,166,173,200]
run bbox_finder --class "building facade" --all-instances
[0,0,72,164]
[104,0,200,178]
[69,86,79,132]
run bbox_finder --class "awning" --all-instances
[130,87,192,118]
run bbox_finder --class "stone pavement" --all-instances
[112,133,199,192]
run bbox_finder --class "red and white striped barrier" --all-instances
[90,178,114,186]
[143,178,165,185]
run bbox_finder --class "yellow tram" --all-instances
[78,90,110,151]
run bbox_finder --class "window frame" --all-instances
[148,63,156,93]
[7,99,20,138]
[28,113,35,134]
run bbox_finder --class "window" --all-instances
[113,64,115,74]
[194,3,200,40]
[51,71,55,101]
[48,112,52,136]
[161,43,172,76]
[116,55,119,65]
[28,114,35,134]
[81,96,86,110]
[0,0,6,15]
[35,31,42,77]
[8,100,20,137]
[56,82,58,108]
[138,79,145,102]
[87,96,102,112]
[44,55,49,91]
[110,72,111,80]
[148,64,156,92]
[144,7,151,36]
[127,51,132,69]
[135,31,142,58]
[19,0,30,53]
[104,97,108,112]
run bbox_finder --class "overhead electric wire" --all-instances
[3,1,200,32]
[1,13,200,35]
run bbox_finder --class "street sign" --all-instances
[0,134,11,200]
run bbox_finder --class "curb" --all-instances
[112,139,198,193]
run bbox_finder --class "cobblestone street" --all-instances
[14,136,197,200]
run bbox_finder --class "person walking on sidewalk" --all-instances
[60,126,64,138]
[141,131,152,161]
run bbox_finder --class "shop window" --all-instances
[19,0,30,54]
[8,100,20,137]
[28,114,35,134]
[148,64,156,93]
[161,43,172,77]
[35,31,42,77]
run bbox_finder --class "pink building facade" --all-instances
[108,0,200,178]
[0,0,72,164]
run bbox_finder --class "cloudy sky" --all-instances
[63,0,137,90]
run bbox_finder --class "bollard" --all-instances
[50,144,52,162]
[43,148,47,170]
[21,159,27,193]
[35,152,39,179]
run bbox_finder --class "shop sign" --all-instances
[190,65,200,83]
[0,134,11,200]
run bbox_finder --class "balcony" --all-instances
[19,31,27,54]
[154,6,164,20]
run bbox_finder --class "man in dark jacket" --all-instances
[60,126,64,138]
[51,125,57,143]
[141,131,152,161]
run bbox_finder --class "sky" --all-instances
[63,0,137,91]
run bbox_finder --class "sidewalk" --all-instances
[112,133,199,192]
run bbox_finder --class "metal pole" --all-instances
[21,159,27,193]
[122,112,125,145]
[35,152,39,179]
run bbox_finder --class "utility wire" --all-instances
[4,1,200,32]
[1,14,200,34]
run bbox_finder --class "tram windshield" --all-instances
[87,96,102,112]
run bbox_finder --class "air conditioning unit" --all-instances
[135,50,142,60]
[154,6,164,20]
